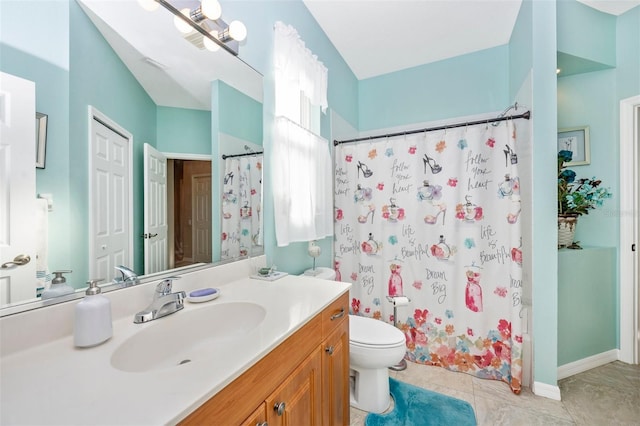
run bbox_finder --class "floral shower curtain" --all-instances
[334,120,524,393]
[221,155,263,260]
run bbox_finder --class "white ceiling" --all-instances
[304,0,640,80]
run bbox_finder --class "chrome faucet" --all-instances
[134,277,186,324]
[113,265,140,287]
[114,265,140,287]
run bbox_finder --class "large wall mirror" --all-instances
[0,0,263,314]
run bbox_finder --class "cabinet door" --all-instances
[322,317,350,426]
[266,348,322,426]
[241,402,267,426]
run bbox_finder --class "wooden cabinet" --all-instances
[266,348,322,426]
[180,292,349,426]
[240,403,266,426]
[321,295,350,426]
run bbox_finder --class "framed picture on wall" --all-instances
[557,126,590,166]
[36,112,48,169]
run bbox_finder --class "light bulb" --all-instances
[203,31,220,52]
[228,20,247,42]
[174,8,193,34]
[201,0,222,20]
[137,0,159,11]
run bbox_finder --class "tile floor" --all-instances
[349,361,640,425]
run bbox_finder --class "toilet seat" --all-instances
[349,315,405,348]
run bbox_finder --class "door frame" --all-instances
[619,95,639,364]
[87,106,133,278]
[163,152,212,268]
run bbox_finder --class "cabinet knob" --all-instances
[256,423,268,426]
[274,401,286,416]
[325,345,335,355]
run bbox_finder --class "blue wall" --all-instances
[615,6,640,101]
[530,0,559,389]
[557,0,616,67]
[218,81,263,146]
[358,46,510,132]
[157,107,212,155]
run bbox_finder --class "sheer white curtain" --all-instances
[273,21,328,120]
[273,21,332,246]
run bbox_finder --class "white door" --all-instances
[143,143,168,274]
[620,96,640,364]
[89,112,132,281]
[192,174,212,263]
[0,72,37,305]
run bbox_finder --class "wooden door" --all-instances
[191,173,211,263]
[322,317,350,426]
[266,348,322,426]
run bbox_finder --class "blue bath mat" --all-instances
[364,377,477,426]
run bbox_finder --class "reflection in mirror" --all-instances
[0,0,262,314]
[220,147,264,260]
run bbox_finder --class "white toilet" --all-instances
[349,314,406,413]
[308,267,407,414]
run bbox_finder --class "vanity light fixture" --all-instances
[138,0,247,56]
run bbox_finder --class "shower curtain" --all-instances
[221,155,263,260]
[334,120,524,393]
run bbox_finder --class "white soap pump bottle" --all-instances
[41,270,75,299]
[74,279,112,348]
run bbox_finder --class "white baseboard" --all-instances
[532,381,561,400]
[557,349,619,380]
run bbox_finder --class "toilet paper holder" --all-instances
[386,295,410,306]
[386,295,411,371]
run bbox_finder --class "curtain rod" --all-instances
[222,151,264,159]
[333,110,531,146]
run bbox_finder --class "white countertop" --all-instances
[0,274,350,425]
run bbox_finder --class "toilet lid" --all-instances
[349,315,405,347]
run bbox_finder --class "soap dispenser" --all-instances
[74,279,112,348]
[41,270,75,299]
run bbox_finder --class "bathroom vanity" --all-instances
[0,259,351,425]
[181,292,349,425]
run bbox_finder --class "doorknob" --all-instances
[1,254,31,269]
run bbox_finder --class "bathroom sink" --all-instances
[110,302,266,373]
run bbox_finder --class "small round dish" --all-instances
[186,287,220,303]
